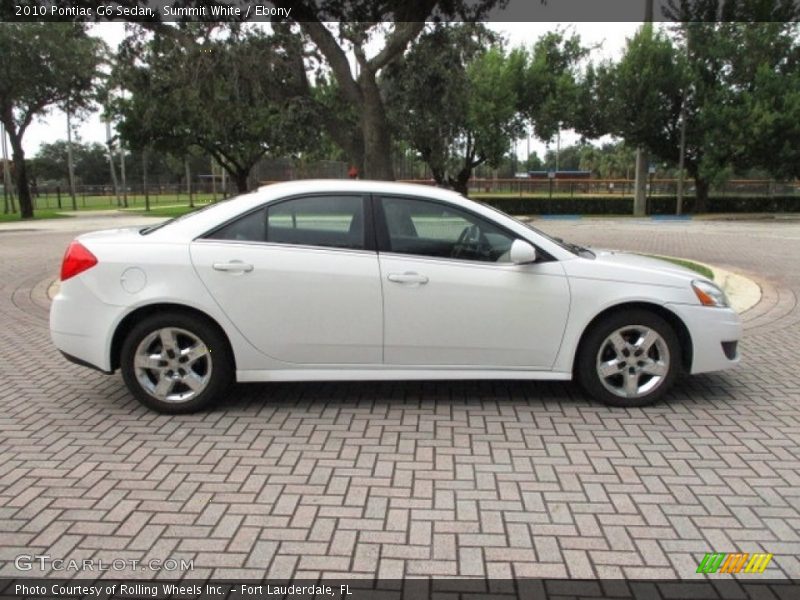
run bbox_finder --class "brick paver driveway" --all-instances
[1,215,799,580]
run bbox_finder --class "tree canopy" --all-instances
[0,23,103,217]
[384,24,524,194]
[270,0,506,180]
[574,20,800,211]
[114,25,316,192]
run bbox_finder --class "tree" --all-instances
[114,25,315,193]
[663,0,800,22]
[577,142,636,179]
[689,22,800,183]
[578,13,800,212]
[384,24,524,195]
[574,27,690,203]
[271,0,504,180]
[543,143,586,172]
[515,30,588,143]
[0,23,102,218]
[32,141,110,186]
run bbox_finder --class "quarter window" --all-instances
[205,208,266,242]
[380,196,516,263]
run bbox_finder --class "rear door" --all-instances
[190,194,383,365]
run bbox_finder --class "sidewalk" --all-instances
[0,210,163,232]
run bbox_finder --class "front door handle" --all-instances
[213,260,254,273]
[387,272,429,285]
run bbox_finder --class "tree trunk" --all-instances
[234,170,248,194]
[8,132,33,219]
[448,167,472,197]
[694,177,710,213]
[321,112,364,177]
[429,164,446,187]
[360,76,394,181]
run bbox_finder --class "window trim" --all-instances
[198,193,376,252]
[371,193,555,264]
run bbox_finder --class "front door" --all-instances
[376,195,570,368]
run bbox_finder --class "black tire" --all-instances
[576,309,681,408]
[120,311,233,413]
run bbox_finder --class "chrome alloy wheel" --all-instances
[595,325,670,399]
[134,327,212,403]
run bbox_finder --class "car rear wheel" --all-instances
[120,312,233,413]
[576,309,681,407]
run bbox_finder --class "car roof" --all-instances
[154,180,466,237]
[147,178,574,261]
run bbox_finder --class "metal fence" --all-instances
[438,178,798,198]
[28,181,231,211]
[22,176,800,212]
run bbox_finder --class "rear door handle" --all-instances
[213,260,254,273]
[387,272,429,285]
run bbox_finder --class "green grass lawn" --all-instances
[127,203,213,218]
[647,255,714,279]
[0,209,70,223]
[31,192,222,211]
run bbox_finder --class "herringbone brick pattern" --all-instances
[0,218,798,580]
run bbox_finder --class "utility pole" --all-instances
[526,130,531,168]
[633,0,655,217]
[676,91,687,215]
[676,19,692,216]
[119,141,128,208]
[1,122,13,214]
[143,146,150,212]
[185,157,193,208]
[555,126,561,173]
[66,104,77,211]
[211,158,217,202]
[105,117,120,206]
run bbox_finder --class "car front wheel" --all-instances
[120,312,233,413]
[577,309,681,407]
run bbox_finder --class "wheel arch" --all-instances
[573,301,693,375]
[110,303,236,372]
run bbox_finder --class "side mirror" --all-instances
[509,239,537,265]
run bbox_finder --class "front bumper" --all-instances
[665,303,742,374]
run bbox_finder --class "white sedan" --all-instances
[50,180,741,413]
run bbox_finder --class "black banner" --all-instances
[2,580,800,600]
[2,0,800,23]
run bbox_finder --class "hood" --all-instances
[562,249,708,288]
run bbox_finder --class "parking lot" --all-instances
[1,214,798,580]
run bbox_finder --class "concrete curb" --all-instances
[706,263,762,314]
[650,254,762,314]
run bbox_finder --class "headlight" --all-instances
[692,279,729,308]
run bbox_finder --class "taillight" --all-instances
[60,241,98,281]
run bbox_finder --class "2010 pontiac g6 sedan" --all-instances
[50,180,742,413]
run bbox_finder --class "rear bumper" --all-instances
[665,303,742,374]
[50,277,122,373]
[59,350,113,374]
